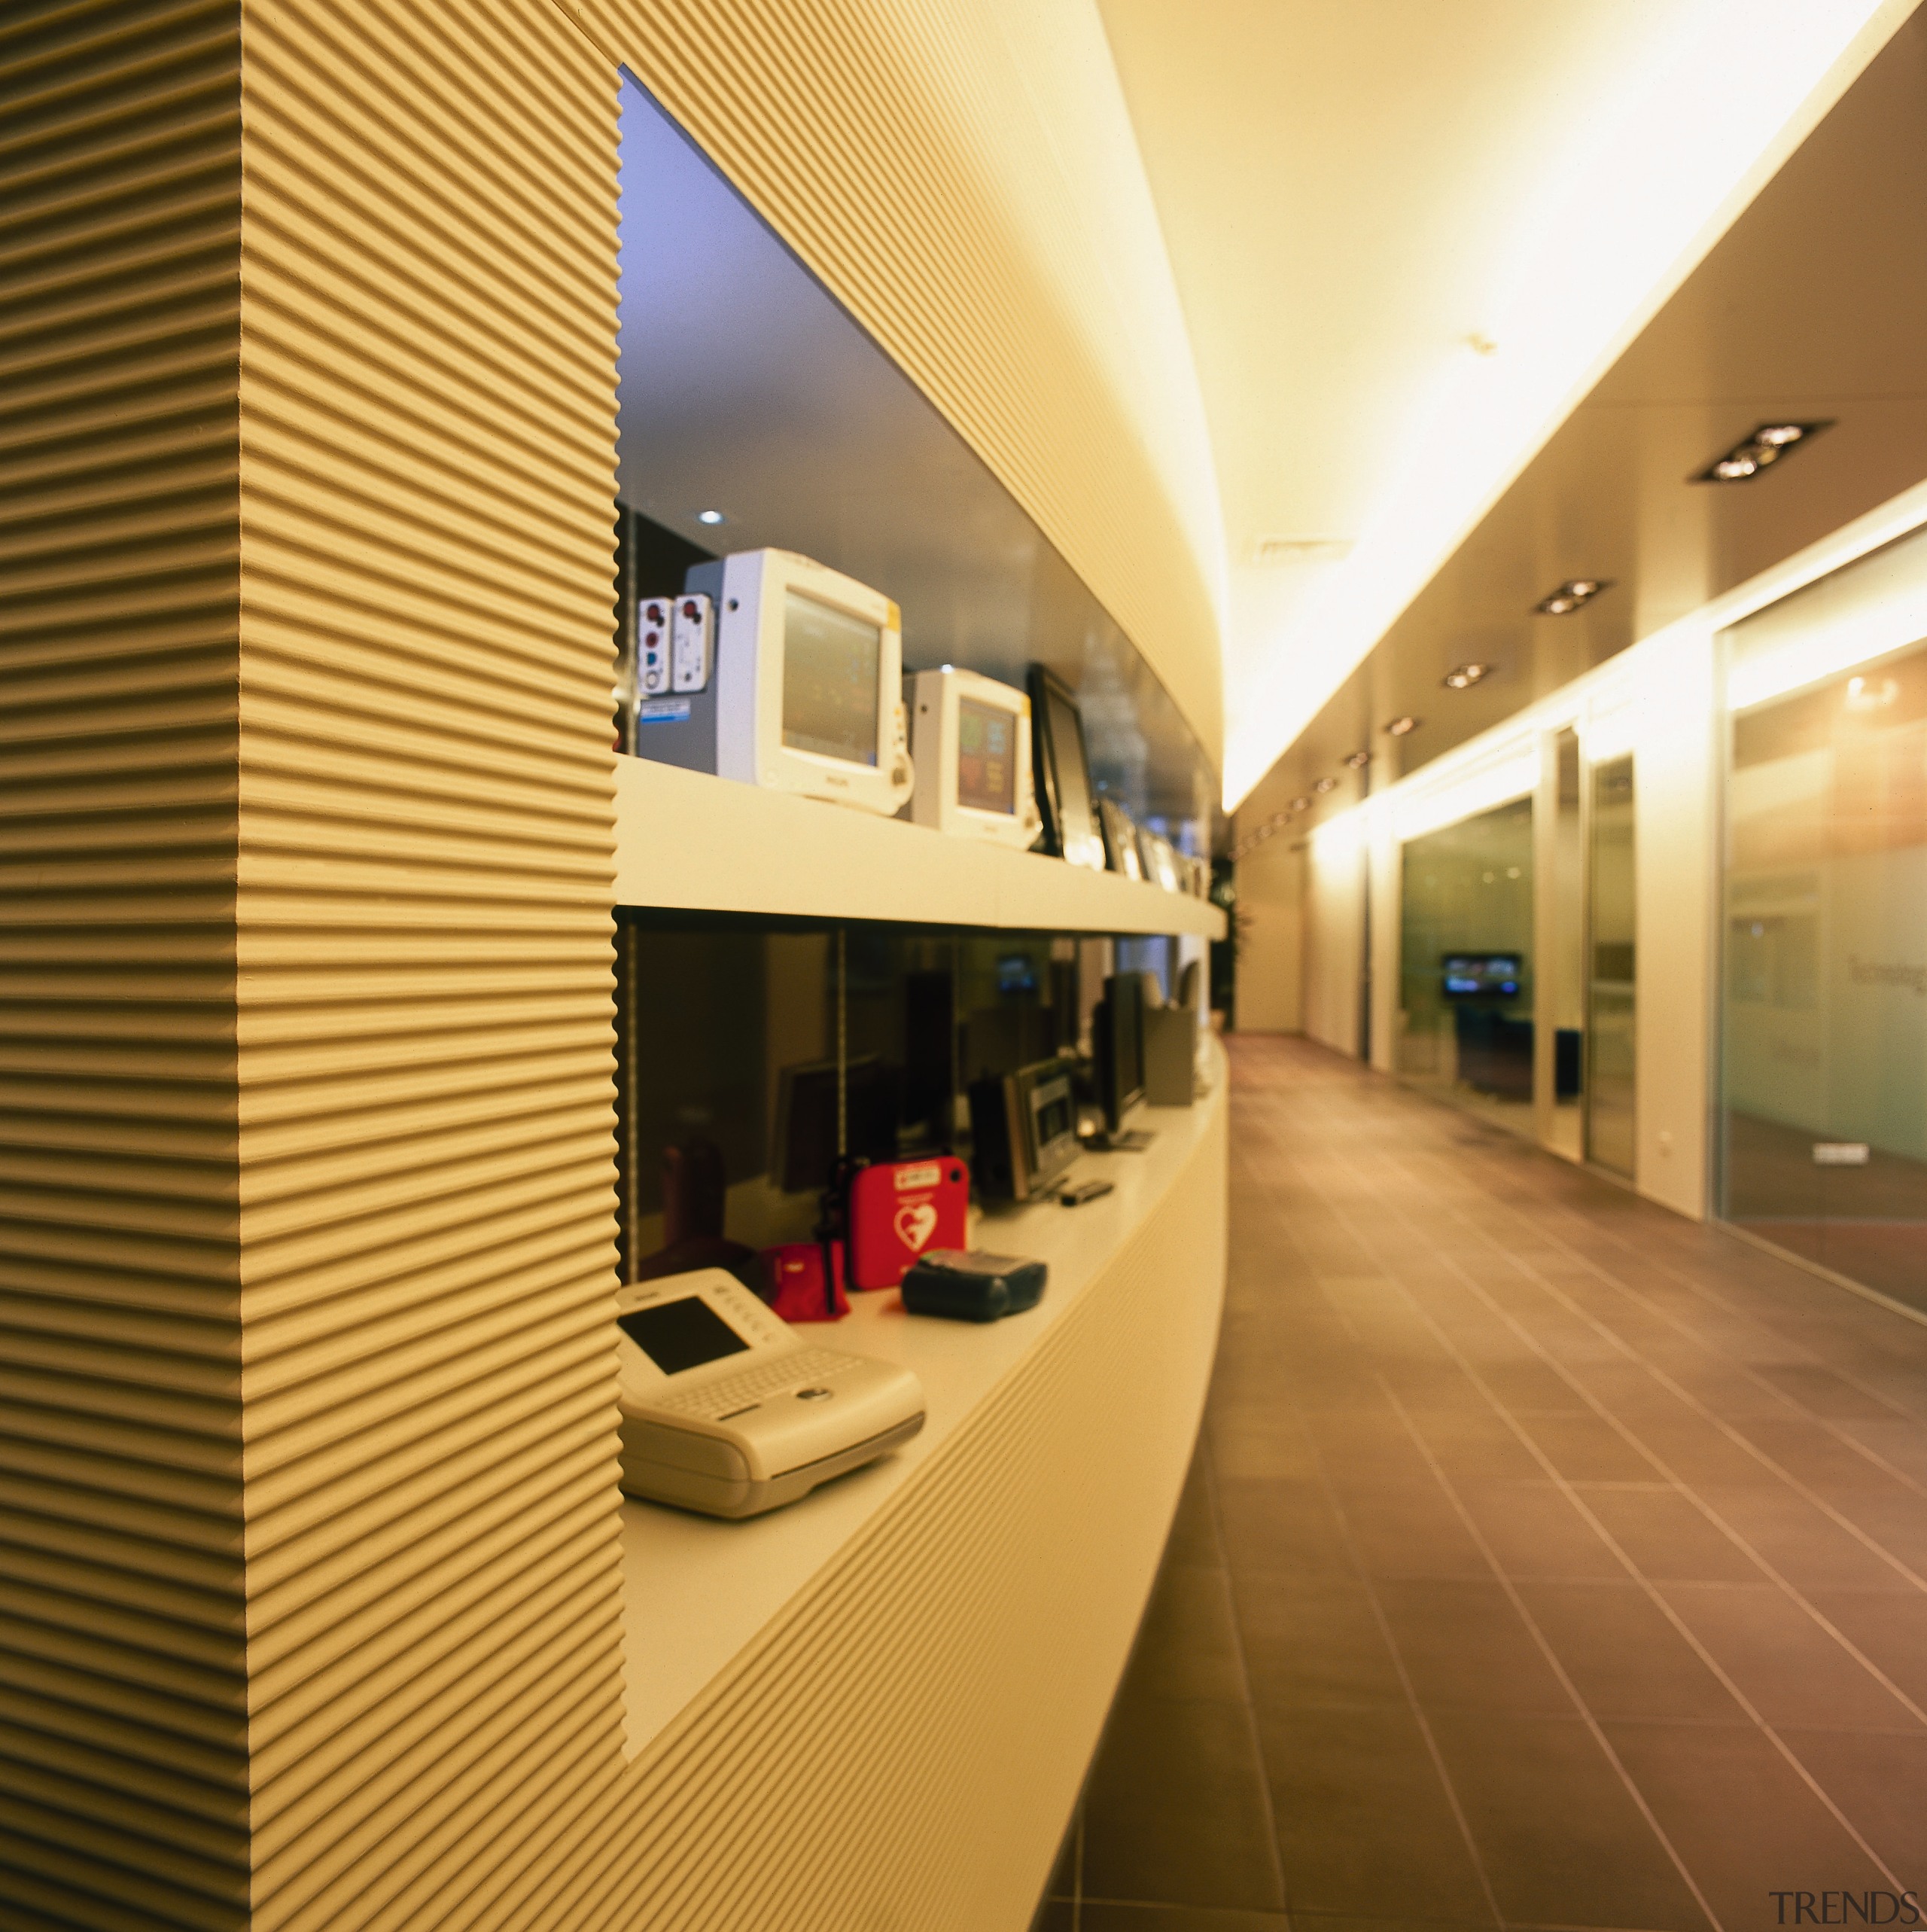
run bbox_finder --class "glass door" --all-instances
[1722,635,1927,1314]
[1585,757,1636,1176]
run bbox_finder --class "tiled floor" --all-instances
[1033,1035,1927,1932]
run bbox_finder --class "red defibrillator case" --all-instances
[845,1156,970,1291]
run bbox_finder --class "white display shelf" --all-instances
[620,1040,1228,1753]
[614,755,1225,938]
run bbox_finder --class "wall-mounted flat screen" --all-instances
[957,697,1017,814]
[1441,953,1522,998]
[782,590,880,766]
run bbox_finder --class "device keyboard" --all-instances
[652,1347,851,1417]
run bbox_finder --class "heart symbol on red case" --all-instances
[894,1201,939,1251]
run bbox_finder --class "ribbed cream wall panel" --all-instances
[0,4,251,1927]
[233,0,623,1924]
[562,0,1225,769]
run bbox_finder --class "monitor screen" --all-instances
[619,1296,750,1376]
[1045,685,1102,865]
[782,590,880,766]
[957,696,1016,814]
[1441,953,1522,998]
[1030,1078,1075,1153]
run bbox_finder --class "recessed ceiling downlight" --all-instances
[1291,795,1313,812]
[696,508,726,525]
[1692,422,1831,484]
[1313,777,1338,794]
[1442,663,1491,690]
[1385,715,1420,737]
[1343,751,1370,769]
[1534,578,1612,616]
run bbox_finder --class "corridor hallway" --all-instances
[1036,1037,1927,1932]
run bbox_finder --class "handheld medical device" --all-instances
[901,1248,1047,1323]
[633,548,913,816]
[906,666,1042,849]
[616,1268,924,1519]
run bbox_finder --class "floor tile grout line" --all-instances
[1252,1202,1508,1929]
[1367,1139,1927,1594]
[1294,1154,1917,1894]
[1374,1376,1726,1932]
[1407,1129,1927,1442]
[1198,1434,1293,1919]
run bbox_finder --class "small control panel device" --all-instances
[901,1248,1048,1323]
[638,596,673,699]
[906,666,1042,850]
[616,1268,924,1518]
[671,593,713,693]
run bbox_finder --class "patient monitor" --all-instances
[907,666,1043,849]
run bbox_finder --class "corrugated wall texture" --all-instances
[562,0,1225,770]
[0,3,251,1927]
[233,0,623,1924]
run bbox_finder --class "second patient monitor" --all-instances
[636,547,914,816]
[907,666,1043,849]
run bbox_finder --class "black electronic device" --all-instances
[1058,1178,1114,1207]
[1026,666,1106,871]
[772,1056,900,1193]
[902,969,957,1144]
[1089,971,1152,1147]
[967,1059,1082,1202]
[1441,952,1523,999]
[901,1248,1049,1323]
[1177,958,1201,1010]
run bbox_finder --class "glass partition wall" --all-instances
[1587,757,1637,1175]
[1722,601,1927,1316]
[1398,797,1536,1134]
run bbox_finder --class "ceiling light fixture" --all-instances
[1442,663,1491,690]
[1534,577,1613,616]
[1290,795,1312,812]
[1313,777,1338,794]
[1693,421,1831,484]
[1384,716,1420,737]
[1343,751,1370,769]
[696,508,726,525]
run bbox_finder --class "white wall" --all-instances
[1232,836,1304,1030]
[1304,815,1365,1056]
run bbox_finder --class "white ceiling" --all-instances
[1095,0,1916,804]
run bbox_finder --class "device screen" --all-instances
[1032,1082,1074,1150]
[1441,953,1522,998]
[620,1297,752,1376]
[783,590,880,766]
[957,697,1015,814]
[1046,687,1102,864]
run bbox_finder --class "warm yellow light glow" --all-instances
[1223,0,1911,809]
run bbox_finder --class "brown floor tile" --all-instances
[1451,1479,1633,1580]
[1773,1728,1927,1877]
[1027,1897,1073,1932]
[1082,1689,1283,1912]
[1256,1702,1496,1924]
[1692,1484,1921,1593]
[1215,1476,1353,1577]
[1124,1562,1248,1706]
[1603,1721,1896,1923]
[1515,1410,1661,1483]
[1077,1906,1291,1930]
[1568,1483,1767,1583]
[1511,1580,1746,1724]
[1655,1584,1925,1731]
[1755,1364,1916,1422]
[1207,1413,1322,1481]
[1332,1479,1499,1581]
[1726,1415,1922,1495]
[1425,1709,1713,1930]
[1162,1455,1222,1570]
[1801,1590,1927,1714]
[1614,1412,1787,1487]
[1233,1571,1408,1714]
[1819,1489,1927,1582]
[1401,1409,1551,1483]
[1459,1356,1591,1418]
[1372,1577,1573,1715]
